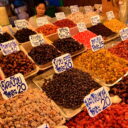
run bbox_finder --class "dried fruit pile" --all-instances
[0,32,13,43]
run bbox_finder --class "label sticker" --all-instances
[0,26,3,34]
[90,35,104,52]
[36,17,49,27]
[55,12,66,20]
[91,15,101,25]
[0,40,20,56]
[120,27,128,41]
[84,6,93,13]
[70,5,79,13]
[52,53,73,74]
[106,11,115,20]
[84,87,112,117]
[29,34,44,47]
[37,124,49,128]
[14,19,28,29]
[0,73,28,99]
[77,22,87,32]
[57,27,70,39]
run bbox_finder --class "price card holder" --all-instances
[29,34,44,47]
[90,35,104,52]
[91,15,101,26]
[55,12,66,20]
[14,19,28,29]
[106,11,115,20]
[70,5,79,13]
[57,27,71,39]
[120,27,128,41]
[84,6,93,13]
[36,17,49,27]
[0,73,28,99]
[77,22,87,32]
[52,53,73,74]
[0,40,20,56]
[84,87,112,117]
[0,26,3,34]
[37,124,49,128]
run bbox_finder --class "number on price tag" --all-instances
[77,22,87,32]
[36,17,49,27]
[84,6,93,13]
[90,35,104,52]
[37,124,49,128]
[91,15,101,25]
[0,73,28,99]
[29,34,44,47]
[120,27,128,41]
[58,27,70,39]
[55,12,66,20]
[84,87,112,117]
[0,40,20,55]
[52,53,73,74]
[14,19,28,29]
[70,5,79,13]
[106,11,115,20]
[0,26,3,34]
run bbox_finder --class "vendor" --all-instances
[29,1,52,28]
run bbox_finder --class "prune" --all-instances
[0,32,13,43]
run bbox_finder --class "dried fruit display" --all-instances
[0,32,13,43]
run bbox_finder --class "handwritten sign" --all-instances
[84,6,93,13]
[120,27,128,41]
[90,35,104,52]
[52,53,73,74]
[0,73,28,99]
[14,19,28,29]
[84,87,112,117]
[70,5,79,13]
[55,12,66,20]
[77,22,87,32]
[0,26,3,34]
[36,17,49,27]
[29,34,44,47]
[91,15,101,25]
[0,40,20,55]
[57,27,70,39]
[37,124,49,128]
[106,11,115,20]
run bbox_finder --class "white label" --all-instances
[37,124,49,128]
[84,87,112,117]
[55,12,66,20]
[0,73,28,99]
[120,27,128,41]
[52,53,73,74]
[0,26,3,34]
[77,22,87,32]
[90,35,104,52]
[84,6,93,13]
[57,27,70,39]
[0,40,20,56]
[14,19,28,29]
[29,34,44,47]
[36,17,49,27]
[70,5,79,13]
[91,15,101,25]
[106,11,115,20]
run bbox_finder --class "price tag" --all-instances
[37,124,49,128]
[57,27,70,39]
[29,34,44,47]
[0,73,28,99]
[84,6,93,13]
[14,19,28,29]
[0,40,20,56]
[120,27,128,41]
[52,53,73,74]
[70,5,79,13]
[106,11,115,20]
[84,87,112,117]
[90,35,104,52]
[36,17,49,27]
[91,15,101,25]
[0,26,3,34]
[55,12,66,20]
[77,22,87,32]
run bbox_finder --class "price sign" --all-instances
[14,19,28,29]
[91,15,101,25]
[0,40,20,56]
[84,87,112,117]
[29,34,44,47]
[55,12,66,20]
[0,26,3,34]
[90,35,104,52]
[77,22,87,32]
[52,53,73,74]
[57,27,70,39]
[0,73,28,99]
[70,5,79,13]
[120,27,128,41]
[106,11,115,20]
[36,17,49,27]
[37,124,49,128]
[84,6,93,13]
